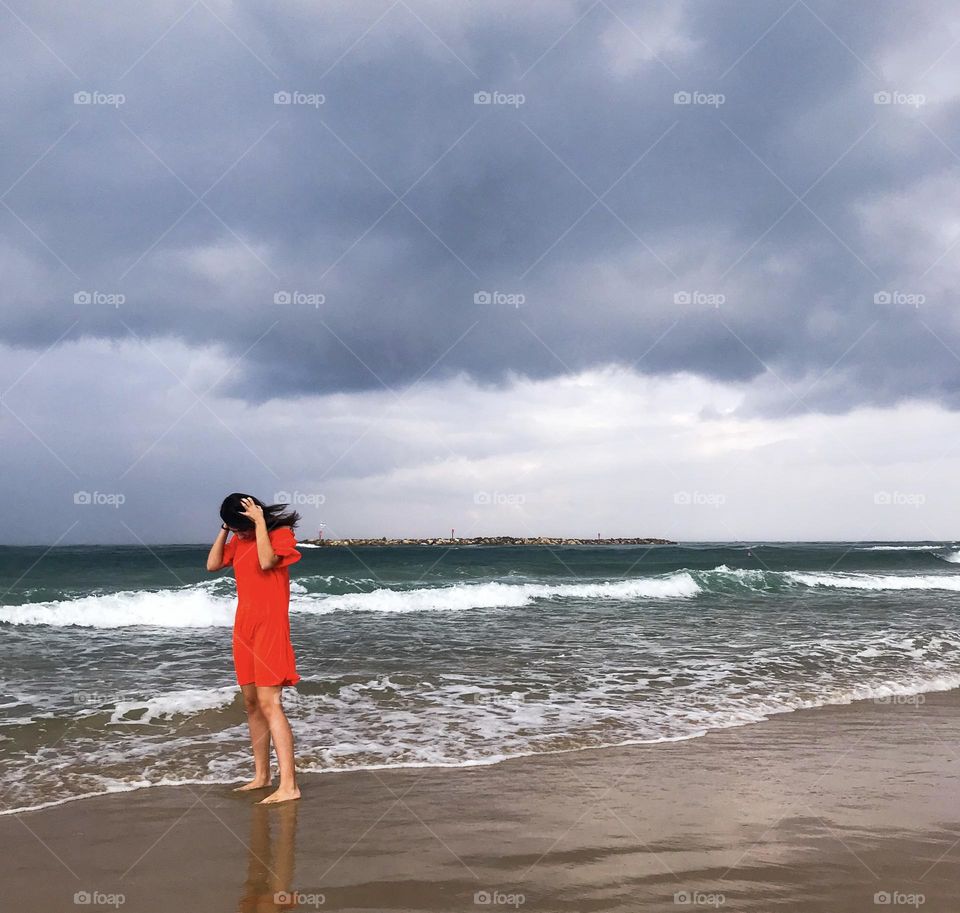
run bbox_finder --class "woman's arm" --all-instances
[240,497,280,571]
[206,526,230,572]
[253,520,280,571]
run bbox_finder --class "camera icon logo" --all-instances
[474,91,492,105]
[274,291,292,304]
[74,91,92,105]
[673,291,691,304]
[274,91,292,105]
[274,490,292,504]
[673,91,692,105]
[874,291,892,304]
[474,890,492,904]
[74,291,92,304]
[674,891,691,904]
[74,891,92,904]
[474,291,492,304]
[74,491,92,505]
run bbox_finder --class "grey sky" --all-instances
[3,1,960,543]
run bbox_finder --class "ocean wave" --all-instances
[293,575,701,615]
[689,566,960,594]
[6,564,960,630]
[786,571,960,591]
[295,574,378,592]
[0,588,235,628]
[856,545,946,551]
[0,574,701,627]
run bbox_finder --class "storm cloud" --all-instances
[4,1,960,542]
[3,0,959,404]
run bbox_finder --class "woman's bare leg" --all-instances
[256,685,300,804]
[233,683,273,791]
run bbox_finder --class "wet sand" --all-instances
[5,690,960,911]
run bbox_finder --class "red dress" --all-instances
[223,527,302,687]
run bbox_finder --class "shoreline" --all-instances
[5,681,960,819]
[7,689,960,911]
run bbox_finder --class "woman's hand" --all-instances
[239,497,265,527]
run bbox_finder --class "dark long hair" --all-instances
[219,493,300,532]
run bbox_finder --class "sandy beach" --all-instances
[5,689,960,912]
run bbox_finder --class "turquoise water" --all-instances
[1,542,959,813]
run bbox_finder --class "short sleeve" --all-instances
[222,536,238,567]
[270,527,301,568]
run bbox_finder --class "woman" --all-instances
[207,493,302,804]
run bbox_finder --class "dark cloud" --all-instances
[2,0,959,415]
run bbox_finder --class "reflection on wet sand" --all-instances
[238,802,299,913]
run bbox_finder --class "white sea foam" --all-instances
[293,574,701,615]
[787,572,960,591]
[109,687,238,724]
[0,588,235,628]
[0,574,700,627]
[856,545,944,551]
[5,666,960,817]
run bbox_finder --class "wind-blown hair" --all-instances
[219,492,300,532]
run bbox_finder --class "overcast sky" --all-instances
[3,0,960,544]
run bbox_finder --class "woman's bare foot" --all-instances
[257,785,301,804]
[233,775,272,792]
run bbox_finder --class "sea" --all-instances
[2,541,959,814]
